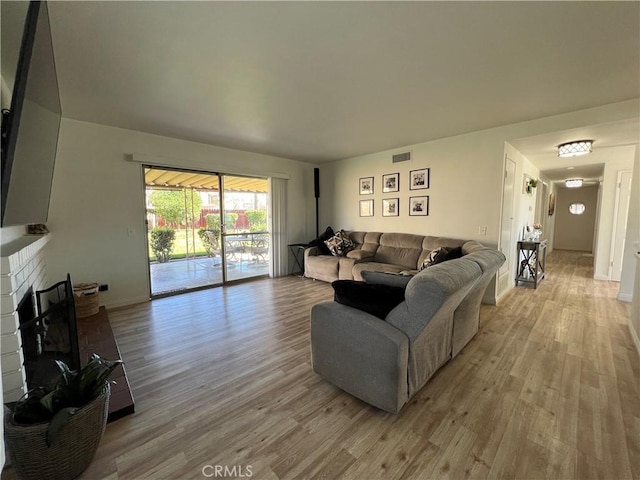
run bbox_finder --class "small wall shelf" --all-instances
[516,240,547,289]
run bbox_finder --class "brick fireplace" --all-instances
[0,234,50,402]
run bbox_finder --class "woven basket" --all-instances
[4,384,110,480]
[73,283,100,318]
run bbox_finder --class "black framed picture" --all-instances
[359,177,374,195]
[382,198,399,217]
[409,168,430,190]
[409,196,429,216]
[359,199,374,217]
[382,173,399,193]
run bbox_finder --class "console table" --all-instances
[515,239,547,289]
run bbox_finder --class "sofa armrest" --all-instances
[346,249,375,261]
[310,301,409,413]
[304,246,320,259]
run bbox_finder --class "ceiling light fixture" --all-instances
[558,140,593,158]
[565,179,583,188]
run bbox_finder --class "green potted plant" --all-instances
[149,227,175,263]
[4,354,122,480]
[526,178,539,195]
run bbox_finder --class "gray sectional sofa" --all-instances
[304,231,473,282]
[309,231,505,413]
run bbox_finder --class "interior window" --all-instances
[568,203,586,215]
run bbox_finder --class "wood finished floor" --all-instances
[3,250,638,479]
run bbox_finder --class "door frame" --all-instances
[141,164,271,298]
[497,154,517,297]
[219,173,271,284]
[142,164,225,298]
[608,169,632,281]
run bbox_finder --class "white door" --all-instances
[610,170,632,281]
[499,156,517,288]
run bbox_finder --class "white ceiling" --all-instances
[509,118,640,183]
[45,1,640,163]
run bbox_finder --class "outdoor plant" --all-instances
[148,189,202,226]
[205,213,221,236]
[245,210,267,232]
[150,227,175,262]
[225,212,238,231]
[6,354,122,446]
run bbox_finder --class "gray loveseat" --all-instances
[310,238,505,413]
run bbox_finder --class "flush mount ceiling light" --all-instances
[565,178,583,188]
[558,140,593,158]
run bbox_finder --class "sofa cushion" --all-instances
[331,280,405,319]
[375,233,424,269]
[346,249,375,261]
[325,230,355,256]
[361,270,413,289]
[304,254,340,282]
[309,226,334,255]
[352,262,407,281]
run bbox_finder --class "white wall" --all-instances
[505,143,540,242]
[0,226,26,245]
[553,186,599,252]
[593,146,636,280]
[46,119,317,308]
[321,133,504,245]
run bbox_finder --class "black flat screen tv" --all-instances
[1,1,61,227]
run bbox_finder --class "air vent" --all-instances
[392,151,411,163]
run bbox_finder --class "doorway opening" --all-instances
[144,166,270,297]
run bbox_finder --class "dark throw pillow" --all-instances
[421,246,449,270]
[309,226,334,255]
[331,280,405,319]
[446,246,463,261]
[420,246,464,270]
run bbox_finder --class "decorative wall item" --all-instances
[359,177,374,195]
[409,168,430,190]
[523,174,538,195]
[382,173,399,193]
[382,198,399,217]
[409,196,429,216]
[359,199,374,217]
[548,193,555,216]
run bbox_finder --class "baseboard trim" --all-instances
[482,291,497,305]
[629,323,640,357]
[103,295,150,309]
[618,292,633,303]
[594,273,609,281]
[494,285,513,305]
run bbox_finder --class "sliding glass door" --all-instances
[221,175,270,282]
[144,167,269,297]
